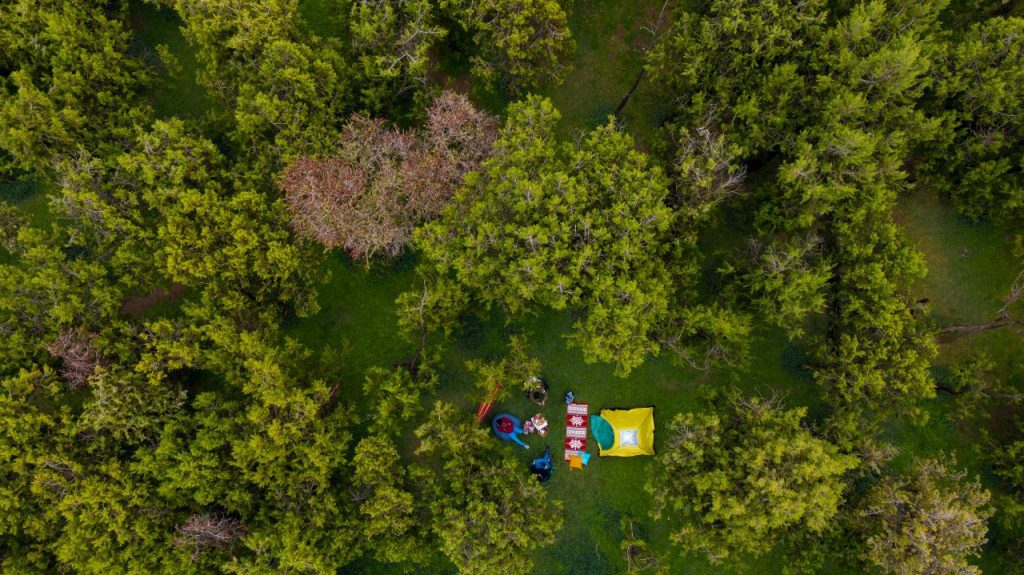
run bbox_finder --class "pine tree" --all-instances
[857,457,992,575]
[648,393,858,563]
[441,0,575,94]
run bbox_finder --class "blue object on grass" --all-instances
[589,414,615,450]
[530,447,553,482]
[581,452,592,466]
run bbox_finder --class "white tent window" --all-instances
[619,429,639,447]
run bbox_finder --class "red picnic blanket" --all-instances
[564,403,588,461]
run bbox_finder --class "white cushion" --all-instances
[619,429,639,447]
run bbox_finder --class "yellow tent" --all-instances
[594,407,655,457]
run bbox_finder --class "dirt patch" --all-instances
[987,402,1021,440]
[121,283,187,317]
[436,72,471,94]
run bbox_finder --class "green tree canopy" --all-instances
[53,119,322,324]
[349,0,445,113]
[167,0,349,174]
[350,434,432,566]
[466,334,542,403]
[0,0,151,173]
[658,0,947,440]
[416,96,674,374]
[416,402,563,574]
[648,393,858,563]
[442,0,575,94]
[856,457,993,575]
[929,16,1024,224]
[647,0,827,157]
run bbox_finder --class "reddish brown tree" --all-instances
[280,91,497,261]
[422,89,500,176]
[174,513,246,560]
[46,329,104,390]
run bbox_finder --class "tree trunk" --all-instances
[939,316,1024,341]
[614,69,646,115]
[395,285,430,375]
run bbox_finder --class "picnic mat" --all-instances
[564,402,589,461]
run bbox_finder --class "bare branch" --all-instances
[46,329,104,390]
[280,91,497,262]
[174,514,245,561]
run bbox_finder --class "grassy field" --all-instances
[1,178,49,225]
[8,1,1019,573]
[543,0,673,147]
[895,188,1022,368]
[1,178,48,266]
[129,1,215,120]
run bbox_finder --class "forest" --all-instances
[1,0,1023,574]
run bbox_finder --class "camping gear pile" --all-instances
[489,388,655,482]
[524,413,548,436]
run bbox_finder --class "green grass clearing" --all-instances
[129,1,215,120]
[543,0,674,147]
